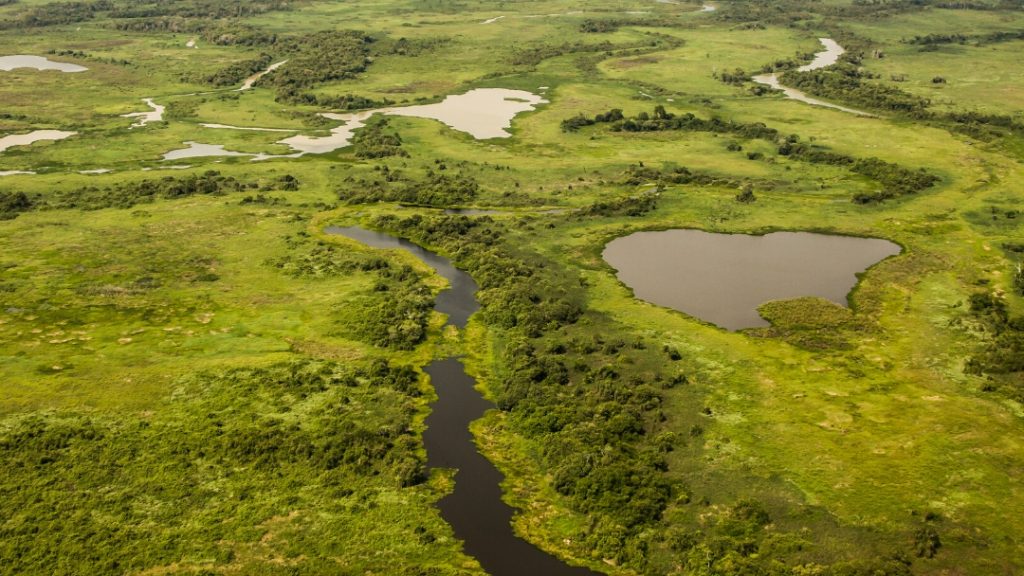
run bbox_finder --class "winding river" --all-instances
[752,38,872,116]
[325,226,597,576]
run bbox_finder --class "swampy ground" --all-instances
[0,1,1022,575]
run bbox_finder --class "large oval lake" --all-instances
[603,229,901,330]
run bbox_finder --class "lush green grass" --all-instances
[1,0,1023,574]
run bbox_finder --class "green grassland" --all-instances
[1,0,1023,574]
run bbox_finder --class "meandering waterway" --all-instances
[123,98,165,128]
[325,225,597,576]
[751,39,873,116]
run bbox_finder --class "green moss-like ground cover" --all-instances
[1,0,1022,574]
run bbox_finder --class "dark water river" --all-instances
[325,226,597,576]
[603,229,901,330]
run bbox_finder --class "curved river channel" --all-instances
[325,226,598,576]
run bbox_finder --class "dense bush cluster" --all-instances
[565,106,940,202]
[578,190,660,217]
[117,18,278,45]
[781,66,932,114]
[205,53,272,86]
[904,29,1024,45]
[578,17,679,34]
[715,0,937,24]
[0,0,111,29]
[0,358,429,574]
[620,163,741,188]
[0,191,32,220]
[289,93,394,110]
[265,31,374,100]
[360,214,694,567]
[351,117,408,159]
[272,233,431,350]
[0,0,295,29]
[0,172,300,219]
[509,35,681,69]
[340,170,479,207]
[964,293,1024,398]
[108,0,294,19]
[200,29,373,98]
[368,214,583,337]
[776,141,940,202]
[44,171,299,211]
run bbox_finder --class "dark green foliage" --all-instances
[380,36,451,57]
[352,117,408,159]
[576,107,939,201]
[904,29,1024,46]
[0,0,294,29]
[367,214,583,338]
[271,235,431,350]
[205,53,272,86]
[577,17,679,33]
[780,66,932,114]
[0,0,111,29]
[735,182,756,203]
[0,190,33,220]
[293,93,394,110]
[717,67,751,85]
[45,171,299,211]
[109,0,295,20]
[608,108,781,140]
[268,31,374,100]
[578,190,659,217]
[116,18,278,46]
[202,30,374,96]
[776,143,940,202]
[273,236,389,279]
[348,263,433,350]
[621,163,737,187]
[579,19,622,33]
[560,114,596,132]
[964,292,1024,401]
[716,0,934,24]
[340,171,478,207]
[510,36,680,68]
[913,526,942,558]
[561,108,623,132]
[0,358,427,575]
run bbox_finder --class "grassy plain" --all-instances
[1,0,1023,574]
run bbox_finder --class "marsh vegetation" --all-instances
[0,0,1022,574]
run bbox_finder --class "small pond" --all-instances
[0,130,76,154]
[197,88,547,158]
[0,55,87,73]
[603,229,901,330]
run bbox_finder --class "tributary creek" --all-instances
[325,226,597,576]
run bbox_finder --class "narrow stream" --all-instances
[752,38,873,116]
[324,226,598,576]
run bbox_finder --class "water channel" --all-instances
[751,38,873,116]
[324,225,598,576]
